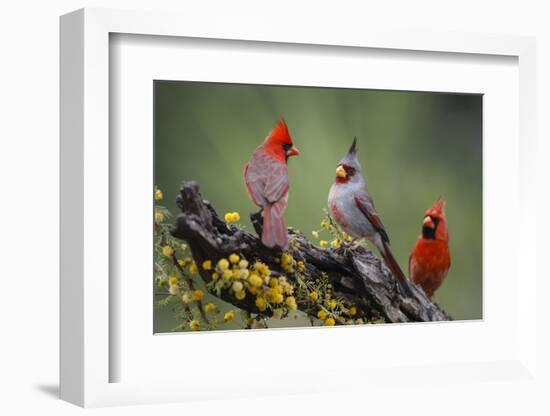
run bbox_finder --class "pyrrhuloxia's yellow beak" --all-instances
[286,146,300,157]
[423,215,435,229]
[336,165,347,179]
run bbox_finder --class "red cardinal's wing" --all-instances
[354,193,389,244]
[245,152,289,206]
[263,159,289,203]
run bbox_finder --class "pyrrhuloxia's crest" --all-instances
[338,137,362,171]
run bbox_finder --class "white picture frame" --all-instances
[60,7,537,408]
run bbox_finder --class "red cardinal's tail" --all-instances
[380,241,414,297]
[262,201,288,249]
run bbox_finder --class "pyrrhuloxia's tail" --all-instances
[262,201,288,249]
[380,241,414,297]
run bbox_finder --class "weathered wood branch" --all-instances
[170,181,451,323]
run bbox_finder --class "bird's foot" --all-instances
[342,239,364,256]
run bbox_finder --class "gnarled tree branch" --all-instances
[170,180,451,323]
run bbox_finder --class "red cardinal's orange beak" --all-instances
[423,215,435,229]
[286,146,300,157]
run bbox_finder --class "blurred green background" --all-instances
[154,80,482,330]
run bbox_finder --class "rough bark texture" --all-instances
[171,181,451,323]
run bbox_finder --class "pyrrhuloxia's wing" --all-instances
[354,192,390,243]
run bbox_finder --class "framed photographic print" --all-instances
[60,7,537,408]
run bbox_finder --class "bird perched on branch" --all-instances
[328,137,414,296]
[409,198,451,298]
[244,119,300,249]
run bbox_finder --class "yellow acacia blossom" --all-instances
[331,239,341,248]
[232,281,244,293]
[202,260,212,271]
[229,253,240,264]
[211,272,220,281]
[222,269,233,280]
[235,290,246,300]
[349,307,357,316]
[325,317,336,326]
[317,310,328,320]
[189,261,198,274]
[224,310,234,322]
[342,232,353,242]
[217,258,230,271]
[224,212,241,223]
[272,293,284,304]
[154,211,164,224]
[309,291,319,302]
[168,276,179,286]
[238,259,249,269]
[328,300,337,310]
[248,273,263,288]
[296,261,305,272]
[182,291,192,303]
[162,245,174,257]
[285,296,297,311]
[319,240,329,248]
[204,303,216,312]
[154,187,163,201]
[253,262,270,278]
[169,285,180,296]
[255,297,266,312]
[311,230,319,239]
[192,290,204,301]
[189,319,200,331]
[281,253,294,272]
[248,286,260,295]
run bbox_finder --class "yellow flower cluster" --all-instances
[162,245,174,257]
[224,310,234,322]
[154,187,163,201]
[311,212,354,249]
[154,210,164,224]
[189,319,200,331]
[211,255,299,318]
[167,275,180,296]
[224,212,241,223]
[280,253,294,272]
[330,239,341,248]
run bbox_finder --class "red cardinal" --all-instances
[244,119,300,248]
[328,137,413,296]
[409,198,451,298]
